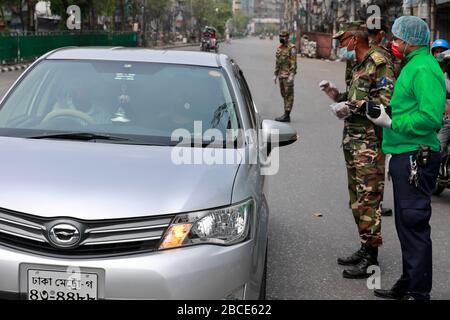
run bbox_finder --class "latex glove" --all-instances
[288,73,295,83]
[319,80,339,101]
[273,76,278,84]
[367,104,392,128]
[330,102,351,120]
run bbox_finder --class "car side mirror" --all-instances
[261,120,298,155]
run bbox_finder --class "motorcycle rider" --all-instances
[437,49,450,164]
[431,39,450,59]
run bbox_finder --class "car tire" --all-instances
[258,243,268,300]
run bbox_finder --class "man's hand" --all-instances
[288,73,295,83]
[330,102,351,120]
[273,76,278,84]
[366,104,392,129]
[319,80,339,102]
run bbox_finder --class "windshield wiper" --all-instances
[28,132,131,142]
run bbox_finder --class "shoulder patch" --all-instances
[378,76,388,88]
[370,51,387,66]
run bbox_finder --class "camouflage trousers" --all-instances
[279,78,294,112]
[343,120,385,247]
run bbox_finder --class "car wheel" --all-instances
[258,243,268,300]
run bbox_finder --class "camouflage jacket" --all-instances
[345,60,355,89]
[371,45,399,78]
[275,43,297,79]
[338,47,395,116]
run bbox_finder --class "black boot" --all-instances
[342,246,378,279]
[374,281,409,300]
[337,245,365,266]
[374,288,408,300]
[275,112,290,122]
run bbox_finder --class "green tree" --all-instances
[231,10,250,33]
[192,0,231,38]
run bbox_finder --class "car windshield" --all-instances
[0,60,240,146]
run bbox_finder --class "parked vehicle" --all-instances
[0,47,298,300]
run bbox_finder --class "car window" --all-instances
[0,60,240,146]
[238,70,258,129]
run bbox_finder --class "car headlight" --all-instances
[159,198,253,250]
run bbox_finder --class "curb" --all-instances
[0,64,30,73]
[151,42,200,50]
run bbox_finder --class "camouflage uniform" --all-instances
[275,41,297,113]
[337,45,395,247]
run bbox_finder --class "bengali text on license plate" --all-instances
[27,269,98,300]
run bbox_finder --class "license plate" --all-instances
[20,264,105,301]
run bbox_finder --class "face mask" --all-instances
[340,47,355,60]
[340,38,356,61]
[391,41,404,60]
[279,37,287,45]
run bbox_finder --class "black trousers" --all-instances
[389,151,440,300]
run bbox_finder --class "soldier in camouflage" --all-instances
[273,30,297,122]
[366,17,395,217]
[320,23,395,279]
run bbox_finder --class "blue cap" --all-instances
[432,39,450,51]
[392,16,430,46]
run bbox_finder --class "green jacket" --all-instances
[383,47,446,154]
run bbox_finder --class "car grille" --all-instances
[0,207,174,258]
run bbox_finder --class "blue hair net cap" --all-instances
[392,16,430,46]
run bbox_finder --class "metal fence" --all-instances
[0,32,138,65]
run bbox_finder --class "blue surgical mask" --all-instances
[340,38,356,61]
[340,47,355,61]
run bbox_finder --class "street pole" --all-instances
[142,0,146,47]
[306,0,310,32]
[429,0,436,41]
[350,0,356,22]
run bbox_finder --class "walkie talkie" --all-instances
[417,145,431,167]
[367,101,392,119]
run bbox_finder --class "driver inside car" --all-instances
[43,86,110,126]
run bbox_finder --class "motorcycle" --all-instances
[434,152,450,195]
[200,36,219,53]
[434,117,450,196]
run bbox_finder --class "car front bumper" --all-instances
[0,240,258,300]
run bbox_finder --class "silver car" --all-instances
[0,48,297,300]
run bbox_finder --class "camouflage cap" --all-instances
[333,21,365,39]
[279,30,289,37]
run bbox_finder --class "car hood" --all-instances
[0,137,242,220]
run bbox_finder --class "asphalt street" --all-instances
[1,38,449,300]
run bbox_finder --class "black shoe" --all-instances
[275,112,290,122]
[374,288,408,300]
[381,208,393,216]
[337,246,365,266]
[342,246,378,279]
